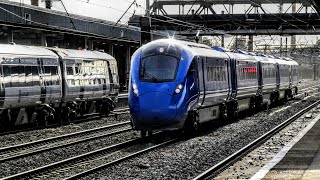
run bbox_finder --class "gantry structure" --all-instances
[129,0,320,36]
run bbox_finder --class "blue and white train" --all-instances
[129,39,298,136]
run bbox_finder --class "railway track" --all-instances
[2,133,179,180]
[0,121,131,163]
[193,100,320,180]
[0,107,129,137]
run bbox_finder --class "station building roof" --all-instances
[0,0,140,43]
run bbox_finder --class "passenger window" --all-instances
[45,66,51,74]
[25,66,32,76]
[3,66,10,77]
[11,66,18,75]
[51,66,57,75]
[75,66,80,75]
[67,67,73,75]
[31,66,39,75]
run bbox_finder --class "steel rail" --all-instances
[193,100,320,180]
[0,107,130,136]
[65,138,179,180]
[1,133,176,180]
[0,121,131,163]
[1,138,141,180]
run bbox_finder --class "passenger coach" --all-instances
[0,44,119,128]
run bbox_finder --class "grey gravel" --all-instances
[0,79,318,179]
[0,113,130,148]
[0,129,140,178]
[82,89,320,179]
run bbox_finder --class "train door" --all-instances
[196,56,206,106]
[37,58,47,103]
[229,58,237,98]
[0,65,4,108]
[103,61,110,96]
[77,60,87,100]
[275,63,280,90]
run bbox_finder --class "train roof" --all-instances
[48,48,116,61]
[0,43,58,58]
[275,58,298,65]
[140,39,229,59]
[226,51,258,63]
[253,55,277,64]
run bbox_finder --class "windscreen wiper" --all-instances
[143,70,158,82]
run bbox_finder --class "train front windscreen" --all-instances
[139,55,179,82]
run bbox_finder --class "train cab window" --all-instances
[140,55,178,82]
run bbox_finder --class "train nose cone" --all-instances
[134,92,177,128]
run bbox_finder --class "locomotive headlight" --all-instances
[174,84,183,94]
[132,84,137,90]
[132,83,138,95]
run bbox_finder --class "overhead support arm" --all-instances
[310,0,320,13]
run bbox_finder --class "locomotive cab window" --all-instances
[140,55,179,82]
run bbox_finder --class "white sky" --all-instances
[10,0,320,49]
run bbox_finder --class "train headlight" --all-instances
[174,84,183,94]
[132,83,138,95]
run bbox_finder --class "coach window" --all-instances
[44,66,52,86]
[25,66,32,86]
[3,66,11,87]
[32,66,40,86]
[66,66,73,75]
[18,66,26,87]
[51,66,59,85]
[11,66,19,87]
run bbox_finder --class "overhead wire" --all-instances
[60,0,77,30]
[77,0,226,35]
[0,3,169,39]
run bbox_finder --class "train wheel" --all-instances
[147,131,153,137]
[141,130,147,138]
[184,111,199,135]
[227,101,238,121]
[219,104,227,120]
[249,97,255,111]
[255,96,263,112]
[0,109,11,130]
[288,89,293,99]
